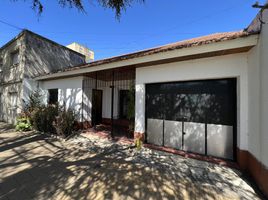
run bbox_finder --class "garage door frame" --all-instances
[145,78,237,161]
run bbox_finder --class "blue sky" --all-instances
[0,0,264,60]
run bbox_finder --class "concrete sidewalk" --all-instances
[0,122,264,200]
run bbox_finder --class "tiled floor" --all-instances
[0,122,264,200]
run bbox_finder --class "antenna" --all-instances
[252,1,268,9]
[252,1,268,24]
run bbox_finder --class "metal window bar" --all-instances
[82,68,135,137]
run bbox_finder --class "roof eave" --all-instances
[35,34,259,81]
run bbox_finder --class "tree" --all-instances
[12,0,144,18]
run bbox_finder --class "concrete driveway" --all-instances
[0,122,264,200]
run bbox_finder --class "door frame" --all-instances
[145,78,237,161]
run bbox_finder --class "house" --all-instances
[0,30,86,123]
[0,8,268,198]
[33,9,268,197]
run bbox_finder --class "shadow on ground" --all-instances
[0,123,264,200]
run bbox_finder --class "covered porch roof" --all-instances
[35,30,259,81]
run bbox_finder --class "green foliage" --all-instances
[28,89,43,110]
[135,137,143,150]
[23,90,43,122]
[32,104,59,134]
[53,106,76,137]
[16,116,32,132]
[127,83,135,132]
[12,0,144,18]
[19,90,78,137]
[127,83,135,120]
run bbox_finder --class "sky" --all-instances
[0,0,265,60]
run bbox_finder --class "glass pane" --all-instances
[12,52,19,65]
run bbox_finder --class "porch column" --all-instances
[134,83,145,141]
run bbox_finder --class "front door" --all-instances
[92,89,103,126]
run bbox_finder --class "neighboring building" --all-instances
[0,30,86,124]
[34,9,268,197]
[67,42,94,62]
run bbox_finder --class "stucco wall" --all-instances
[0,30,86,123]
[246,9,268,168]
[0,83,23,124]
[247,44,261,162]
[259,10,268,167]
[135,53,249,150]
[39,77,83,121]
[24,32,85,78]
[0,33,26,123]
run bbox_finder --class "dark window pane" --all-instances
[119,90,129,119]
[146,79,236,125]
[48,89,58,104]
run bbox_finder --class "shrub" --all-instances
[24,90,43,118]
[32,104,58,134]
[16,116,32,132]
[134,134,143,150]
[127,83,135,133]
[21,90,77,137]
[53,106,76,138]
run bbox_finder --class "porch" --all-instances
[81,67,135,138]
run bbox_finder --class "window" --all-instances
[119,90,129,119]
[9,93,18,108]
[48,89,58,105]
[0,93,2,115]
[0,58,3,72]
[11,50,19,66]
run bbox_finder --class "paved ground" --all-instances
[0,122,264,200]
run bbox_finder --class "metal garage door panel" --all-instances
[147,118,163,146]
[164,120,182,149]
[207,124,233,159]
[183,122,205,154]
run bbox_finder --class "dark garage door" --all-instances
[145,78,236,160]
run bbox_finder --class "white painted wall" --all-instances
[39,76,83,121]
[259,10,268,167]
[135,53,249,150]
[247,42,261,162]
[246,9,268,168]
[97,86,119,119]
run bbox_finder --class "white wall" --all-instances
[246,9,268,168]
[40,76,83,121]
[247,43,261,162]
[135,53,249,150]
[101,87,120,119]
[259,10,268,167]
